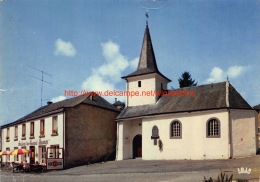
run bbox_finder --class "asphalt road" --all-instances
[1,156,260,182]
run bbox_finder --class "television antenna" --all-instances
[28,66,52,106]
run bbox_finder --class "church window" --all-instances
[207,118,220,138]
[138,81,141,87]
[170,120,182,139]
[151,125,159,145]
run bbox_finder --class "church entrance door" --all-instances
[133,134,142,159]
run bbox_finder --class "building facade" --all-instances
[1,94,120,168]
[253,104,260,152]
[116,23,258,160]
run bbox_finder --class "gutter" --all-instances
[116,107,236,122]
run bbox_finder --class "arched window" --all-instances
[151,125,159,145]
[151,126,159,139]
[170,120,182,139]
[207,118,220,138]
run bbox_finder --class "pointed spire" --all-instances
[137,23,159,72]
[122,24,171,82]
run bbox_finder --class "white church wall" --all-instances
[230,109,257,158]
[142,110,230,160]
[116,119,142,160]
[155,75,169,91]
[116,122,125,160]
[127,74,157,107]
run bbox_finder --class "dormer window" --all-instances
[138,81,141,87]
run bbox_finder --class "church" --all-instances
[116,23,257,160]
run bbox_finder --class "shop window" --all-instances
[21,146,27,162]
[13,147,18,162]
[6,148,10,162]
[50,145,60,158]
[39,146,46,164]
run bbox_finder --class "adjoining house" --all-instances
[113,98,125,111]
[253,104,260,152]
[116,23,258,160]
[1,94,120,169]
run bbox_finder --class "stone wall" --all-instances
[64,104,119,168]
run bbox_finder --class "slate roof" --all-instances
[117,82,253,120]
[2,94,120,128]
[122,23,171,82]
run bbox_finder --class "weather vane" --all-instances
[141,0,167,23]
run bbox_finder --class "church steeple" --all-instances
[122,23,171,107]
[122,23,171,82]
[137,23,158,72]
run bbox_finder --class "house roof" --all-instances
[117,81,253,120]
[253,104,260,110]
[2,94,120,128]
[113,100,125,107]
[122,23,171,82]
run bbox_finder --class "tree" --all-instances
[178,71,197,88]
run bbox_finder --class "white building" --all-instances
[116,23,258,160]
[1,94,119,168]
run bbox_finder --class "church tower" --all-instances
[122,23,171,107]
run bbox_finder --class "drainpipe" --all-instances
[63,111,65,168]
[228,109,232,159]
[126,79,129,107]
[226,81,232,159]
[115,121,119,160]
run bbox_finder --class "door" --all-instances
[133,135,142,159]
[29,146,35,164]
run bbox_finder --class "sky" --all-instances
[1,0,260,126]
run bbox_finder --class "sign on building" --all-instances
[46,147,64,170]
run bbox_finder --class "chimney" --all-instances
[115,98,117,103]
[47,101,52,105]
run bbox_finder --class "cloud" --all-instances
[96,40,129,83]
[82,74,115,92]
[204,65,249,83]
[51,95,66,103]
[0,88,6,94]
[81,40,139,102]
[204,67,224,83]
[130,57,139,70]
[54,38,76,57]
[227,65,248,78]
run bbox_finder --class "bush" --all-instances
[204,172,233,182]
